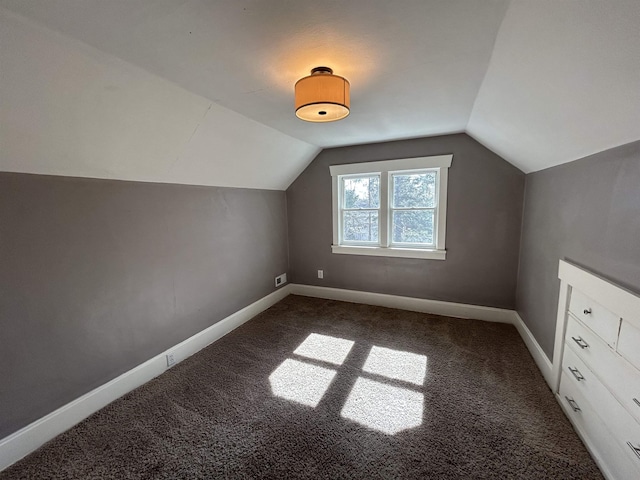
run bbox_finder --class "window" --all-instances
[330,155,452,260]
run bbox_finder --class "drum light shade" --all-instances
[295,67,350,122]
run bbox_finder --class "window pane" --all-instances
[343,211,379,242]
[392,172,436,208]
[343,176,380,209]
[392,210,434,244]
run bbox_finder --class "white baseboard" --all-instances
[289,284,516,323]
[0,285,291,473]
[511,312,553,386]
[289,284,553,388]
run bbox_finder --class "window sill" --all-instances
[331,245,446,260]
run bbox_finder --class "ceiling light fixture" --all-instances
[295,67,350,122]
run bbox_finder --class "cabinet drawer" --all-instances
[569,289,620,347]
[566,315,612,369]
[562,351,640,473]
[566,316,640,423]
[563,346,640,432]
[559,372,640,479]
[618,320,640,372]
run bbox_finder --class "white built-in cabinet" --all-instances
[553,260,640,480]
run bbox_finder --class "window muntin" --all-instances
[330,155,451,260]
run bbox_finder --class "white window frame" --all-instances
[338,173,381,246]
[330,155,452,260]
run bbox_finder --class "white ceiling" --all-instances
[1,0,639,188]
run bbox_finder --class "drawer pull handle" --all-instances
[571,336,589,349]
[627,442,640,460]
[583,308,592,315]
[568,367,585,381]
[565,396,581,412]
[634,398,640,408]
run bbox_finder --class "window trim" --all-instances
[330,155,452,260]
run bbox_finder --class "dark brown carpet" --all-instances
[2,295,602,479]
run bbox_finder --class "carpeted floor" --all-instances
[2,295,602,479]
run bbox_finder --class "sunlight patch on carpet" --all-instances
[269,359,337,407]
[341,377,423,434]
[293,333,355,365]
[362,346,427,386]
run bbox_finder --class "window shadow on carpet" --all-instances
[270,333,427,435]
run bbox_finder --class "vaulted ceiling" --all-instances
[1,1,639,189]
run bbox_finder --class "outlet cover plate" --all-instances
[166,353,176,367]
[275,273,287,288]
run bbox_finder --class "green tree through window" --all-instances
[342,176,380,242]
[391,172,436,245]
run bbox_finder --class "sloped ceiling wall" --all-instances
[0,8,319,190]
[468,0,640,173]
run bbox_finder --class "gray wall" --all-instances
[287,133,525,309]
[516,140,640,359]
[0,172,288,438]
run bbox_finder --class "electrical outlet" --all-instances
[166,352,176,368]
[318,269,324,279]
[275,273,287,287]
